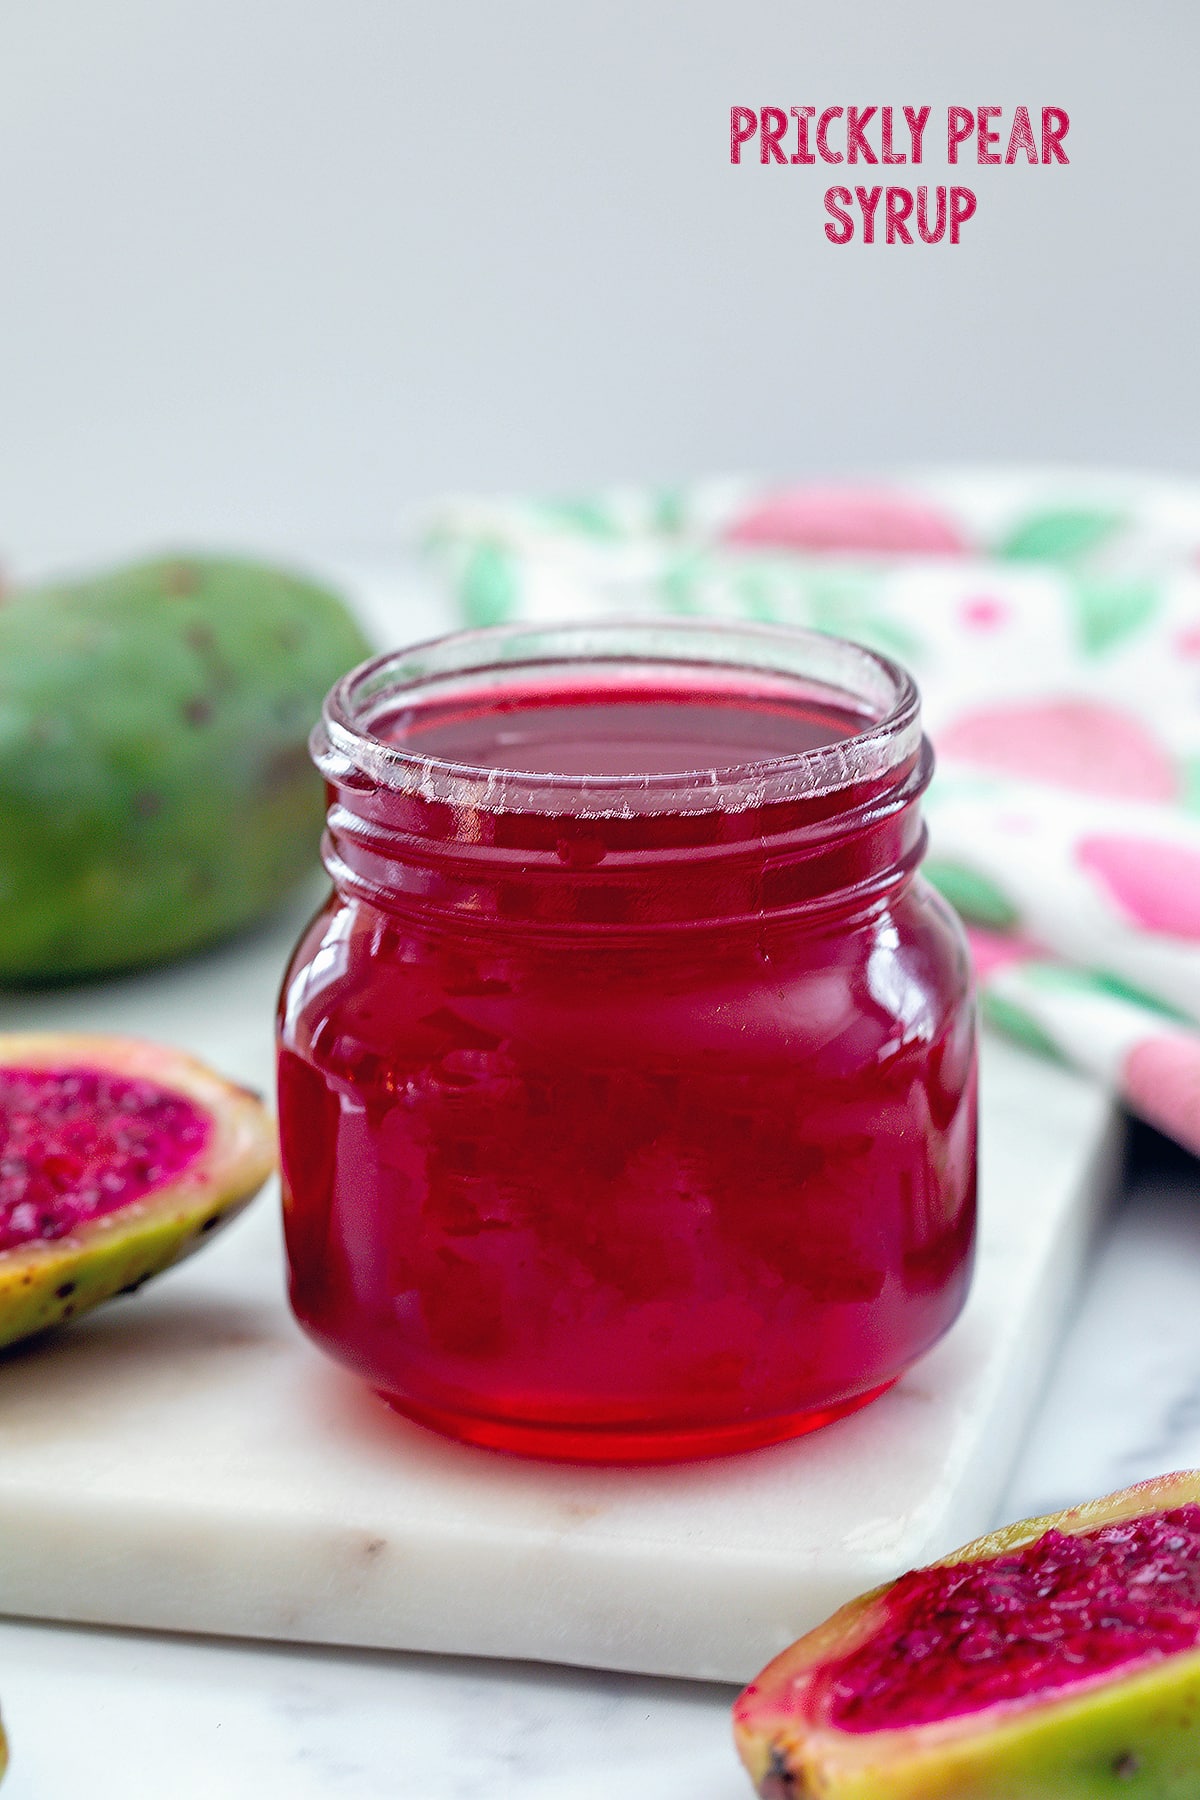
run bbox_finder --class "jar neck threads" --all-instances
[313,620,932,931]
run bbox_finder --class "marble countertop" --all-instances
[0,1121,1197,1799]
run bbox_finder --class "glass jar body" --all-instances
[278,875,976,1461]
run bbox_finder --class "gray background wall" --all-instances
[0,0,1192,562]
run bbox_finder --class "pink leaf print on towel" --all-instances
[940,700,1178,801]
[1124,1034,1200,1155]
[723,487,968,556]
[1079,836,1200,939]
[964,926,1040,982]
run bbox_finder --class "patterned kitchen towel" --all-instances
[424,469,1200,1153]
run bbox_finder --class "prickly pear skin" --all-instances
[734,1473,1200,1800]
[0,556,371,979]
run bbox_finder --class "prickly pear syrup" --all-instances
[0,1067,211,1250]
[822,1507,1200,1731]
[278,622,977,1462]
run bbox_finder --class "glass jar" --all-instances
[277,620,976,1463]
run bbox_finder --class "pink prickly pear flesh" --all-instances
[734,1473,1200,1799]
[0,1032,274,1350]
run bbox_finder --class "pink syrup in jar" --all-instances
[277,622,976,1462]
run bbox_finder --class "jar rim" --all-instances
[314,618,922,819]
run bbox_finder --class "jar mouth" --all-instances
[315,618,922,819]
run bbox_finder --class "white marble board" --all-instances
[0,887,1119,1685]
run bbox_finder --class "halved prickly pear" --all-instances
[0,1033,274,1350]
[734,1472,1200,1799]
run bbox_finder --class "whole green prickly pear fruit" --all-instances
[0,555,371,979]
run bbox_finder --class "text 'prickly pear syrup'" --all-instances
[277,622,977,1462]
